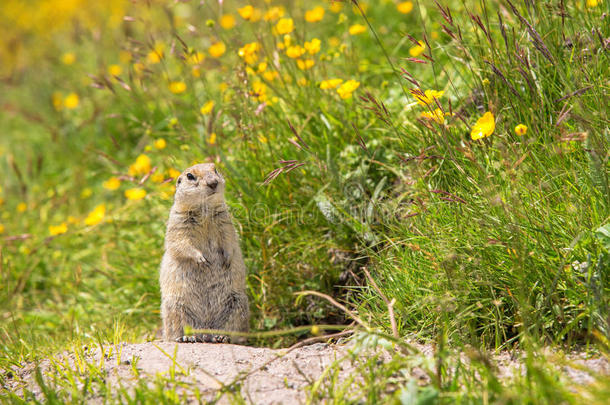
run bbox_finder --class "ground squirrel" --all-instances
[160,163,249,343]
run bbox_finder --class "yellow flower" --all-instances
[409,41,426,57]
[238,42,260,65]
[129,154,152,176]
[297,78,308,87]
[275,18,294,35]
[320,78,343,89]
[125,188,147,201]
[586,0,599,6]
[410,89,444,106]
[286,45,305,59]
[251,81,268,101]
[52,92,63,111]
[264,6,284,21]
[64,93,79,109]
[263,71,279,81]
[192,67,201,77]
[84,204,105,226]
[17,202,27,213]
[305,6,325,23]
[200,101,215,115]
[103,177,121,190]
[0,224,4,234]
[147,44,164,63]
[61,52,76,65]
[296,59,315,70]
[471,112,495,140]
[169,81,187,94]
[209,132,217,145]
[154,138,167,149]
[397,2,414,14]
[187,51,205,65]
[337,80,360,99]
[420,109,452,124]
[168,168,181,180]
[49,223,68,236]
[108,64,122,76]
[515,124,528,136]
[169,117,178,128]
[151,172,165,183]
[238,5,255,20]
[133,63,145,75]
[330,2,343,13]
[209,42,226,58]
[349,24,367,35]
[257,62,267,73]
[220,14,236,29]
[304,38,321,54]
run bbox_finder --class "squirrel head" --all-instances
[173,163,226,211]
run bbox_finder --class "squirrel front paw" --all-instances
[195,252,209,267]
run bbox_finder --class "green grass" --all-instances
[1,0,609,402]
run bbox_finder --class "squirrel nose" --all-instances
[207,179,218,190]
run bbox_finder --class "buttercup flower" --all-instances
[349,24,367,35]
[471,112,495,140]
[220,14,236,29]
[61,52,76,65]
[125,188,147,200]
[337,80,360,99]
[296,59,315,70]
[187,52,205,65]
[409,41,426,57]
[305,6,325,23]
[169,81,186,94]
[286,45,305,59]
[129,154,151,176]
[397,2,414,14]
[200,101,215,115]
[304,38,321,54]
[275,18,294,35]
[103,177,121,190]
[108,64,122,76]
[264,6,284,21]
[64,93,79,109]
[410,89,444,106]
[320,79,343,89]
[209,133,217,145]
[238,5,254,20]
[84,204,105,226]
[209,42,226,58]
[49,223,68,236]
[154,139,167,149]
[420,109,452,124]
[238,42,260,65]
[515,124,527,136]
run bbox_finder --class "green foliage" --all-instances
[0,0,608,402]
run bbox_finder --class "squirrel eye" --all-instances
[177,178,182,185]
[186,173,196,181]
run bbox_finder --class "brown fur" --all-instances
[159,163,249,343]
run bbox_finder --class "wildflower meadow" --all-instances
[1,0,609,403]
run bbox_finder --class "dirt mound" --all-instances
[6,341,608,403]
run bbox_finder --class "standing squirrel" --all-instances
[160,163,249,343]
